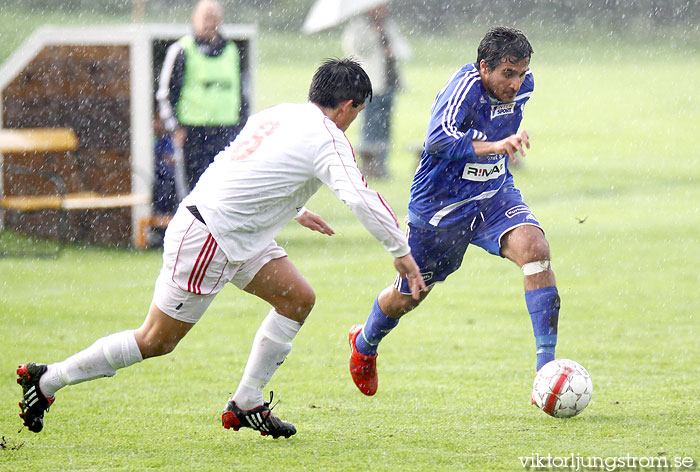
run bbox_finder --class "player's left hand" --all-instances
[503,129,530,163]
[295,210,335,236]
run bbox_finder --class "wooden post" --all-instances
[132,0,147,23]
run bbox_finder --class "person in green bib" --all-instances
[157,0,248,192]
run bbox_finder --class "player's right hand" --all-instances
[295,210,335,236]
[393,253,426,300]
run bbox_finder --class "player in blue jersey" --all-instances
[348,27,561,396]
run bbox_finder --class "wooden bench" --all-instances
[1,127,150,246]
[1,191,150,212]
[0,127,79,153]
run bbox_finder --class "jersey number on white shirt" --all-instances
[228,120,280,161]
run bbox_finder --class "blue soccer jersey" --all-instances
[408,62,534,228]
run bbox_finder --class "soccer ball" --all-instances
[531,359,592,418]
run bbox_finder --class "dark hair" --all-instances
[308,58,373,109]
[476,27,533,71]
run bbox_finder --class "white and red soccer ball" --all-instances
[532,359,592,418]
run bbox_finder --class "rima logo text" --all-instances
[462,158,506,182]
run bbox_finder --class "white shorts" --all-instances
[152,207,287,324]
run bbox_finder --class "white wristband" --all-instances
[294,206,307,219]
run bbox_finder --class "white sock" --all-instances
[39,330,143,398]
[233,309,302,410]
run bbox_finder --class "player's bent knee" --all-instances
[378,285,429,318]
[135,333,181,358]
[514,239,550,267]
[296,289,316,317]
[532,238,551,260]
[154,340,180,357]
[503,226,550,265]
[280,286,316,321]
[393,292,424,316]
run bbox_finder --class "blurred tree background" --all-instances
[0,0,698,34]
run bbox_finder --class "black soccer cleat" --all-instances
[17,362,54,433]
[221,392,296,439]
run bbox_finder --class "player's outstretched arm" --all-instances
[393,253,426,300]
[295,209,335,236]
[473,129,530,163]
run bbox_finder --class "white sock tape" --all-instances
[522,260,551,276]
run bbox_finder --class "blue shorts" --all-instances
[396,185,542,294]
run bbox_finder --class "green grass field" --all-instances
[2,24,700,471]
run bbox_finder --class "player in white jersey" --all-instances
[16,58,426,438]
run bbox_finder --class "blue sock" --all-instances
[355,297,399,357]
[525,286,560,371]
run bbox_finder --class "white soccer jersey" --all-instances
[182,102,410,262]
